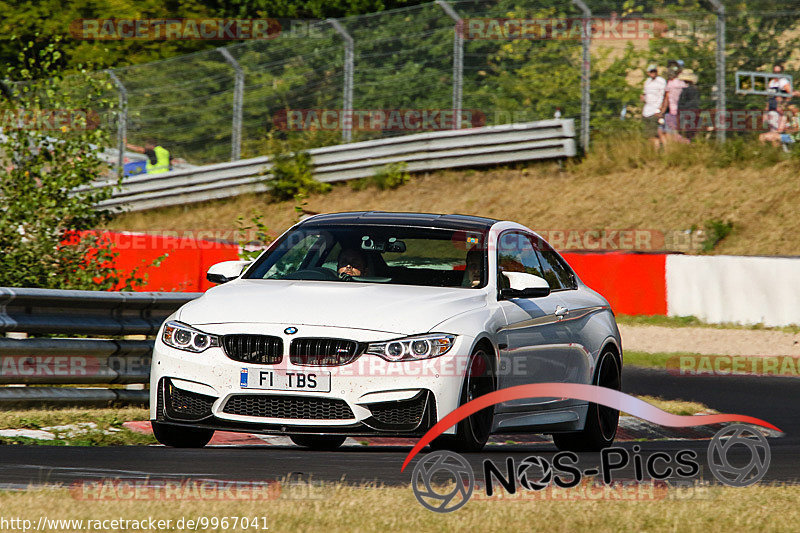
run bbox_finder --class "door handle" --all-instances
[555,306,569,319]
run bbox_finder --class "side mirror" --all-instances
[206,260,252,284]
[500,271,550,299]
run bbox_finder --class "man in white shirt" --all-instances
[641,64,666,148]
[768,64,792,111]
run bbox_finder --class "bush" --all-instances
[349,162,410,191]
[701,219,734,252]
[266,149,330,202]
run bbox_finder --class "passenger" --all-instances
[337,248,369,278]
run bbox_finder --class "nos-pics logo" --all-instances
[411,424,771,513]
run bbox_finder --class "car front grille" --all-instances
[222,334,283,364]
[222,395,355,420]
[289,338,363,366]
[366,393,428,427]
[162,379,215,421]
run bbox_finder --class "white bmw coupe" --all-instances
[150,212,622,452]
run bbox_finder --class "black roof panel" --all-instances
[300,211,499,231]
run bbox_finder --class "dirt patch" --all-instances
[620,324,800,356]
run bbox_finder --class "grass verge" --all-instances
[617,315,800,333]
[0,483,798,532]
[624,351,682,369]
[0,407,154,446]
[632,395,713,416]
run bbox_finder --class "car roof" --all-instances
[299,211,499,231]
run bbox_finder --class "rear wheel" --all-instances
[429,347,494,453]
[152,421,214,448]
[552,350,621,452]
[289,435,347,450]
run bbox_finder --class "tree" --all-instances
[0,36,144,290]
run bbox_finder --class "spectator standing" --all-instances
[677,69,700,141]
[660,61,687,143]
[641,64,666,148]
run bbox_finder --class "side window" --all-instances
[497,232,544,289]
[535,244,576,291]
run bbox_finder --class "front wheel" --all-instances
[552,350,621,452]
[152,421,214,448]
[289,435,347,450]
[429,348,494,453]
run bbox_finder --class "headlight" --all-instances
[162,321,220,353]
[365,334,455,362]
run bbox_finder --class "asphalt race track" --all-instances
[0,368,797,488]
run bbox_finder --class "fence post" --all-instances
[107,71,127,175]
[219,48,244,161]
[709,0,726,143]
[572,0,591,152]
[436,0,463,129]
[328,19,354,143]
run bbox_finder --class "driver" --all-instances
[337,248,369,278]
[462,249,483,288]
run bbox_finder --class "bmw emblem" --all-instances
[284,327,298,335]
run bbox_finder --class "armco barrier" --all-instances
[0,288,199,406]
[89,120,576,212]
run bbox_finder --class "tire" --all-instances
[289,435,347,450]
[151,421,214,448]
[429,347,494,453]
[552,349,621,452]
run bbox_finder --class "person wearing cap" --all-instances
[677,69,700,141]
[660,60,688,143]
[641,63,666,148]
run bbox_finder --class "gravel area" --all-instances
[619,324,800,356]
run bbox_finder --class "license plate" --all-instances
[239,368,331,392]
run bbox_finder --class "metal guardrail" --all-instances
[92,120,576,212]
[0,288,200,406]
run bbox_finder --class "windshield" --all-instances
[245,224,488,288]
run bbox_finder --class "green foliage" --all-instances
[236,212,275,261]
[350,161,410,191]
[0,36,146,290]
[702,219,734,252]
[265,142,330,201]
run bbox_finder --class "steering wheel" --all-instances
[282,267,339,281]
[338,271,353,282]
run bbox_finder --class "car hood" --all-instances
[179,279,488,335]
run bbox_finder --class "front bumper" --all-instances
[150,323,474,436]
